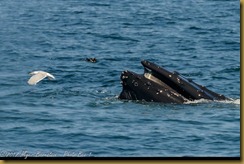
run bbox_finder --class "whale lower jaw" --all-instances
[119,60,229,103]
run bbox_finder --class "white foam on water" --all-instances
[184,98,240,105]
[233,99,240,105]
[217,99,240,105]
[184,99,212,104]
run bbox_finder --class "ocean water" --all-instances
[0,0,240,158]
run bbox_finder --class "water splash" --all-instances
[184,99,212,104]
[219,99,240,105]
[184,98,240,105]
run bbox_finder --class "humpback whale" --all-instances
[119,60,229,103]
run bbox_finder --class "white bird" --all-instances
[28,71,55,85]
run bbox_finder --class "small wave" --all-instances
[184,98,240,105]
[218,66,240,73]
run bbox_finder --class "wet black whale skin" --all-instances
[119,60,229,103]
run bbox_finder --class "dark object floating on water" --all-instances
[86,58,97,63]
[119,60,230,103]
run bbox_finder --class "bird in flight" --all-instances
[28,71,55,85]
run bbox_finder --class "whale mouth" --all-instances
[119,60,229,103]
[119,65,187,103]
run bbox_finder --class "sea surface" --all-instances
[0,0,240,157]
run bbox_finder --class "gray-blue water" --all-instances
[0,0,240,157]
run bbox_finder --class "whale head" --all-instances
[118,60,229,103]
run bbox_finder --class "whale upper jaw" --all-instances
[119,60,230,103]
[119,70,187,103]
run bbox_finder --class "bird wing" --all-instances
[28,73,47,85]
[46,73,55,80]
